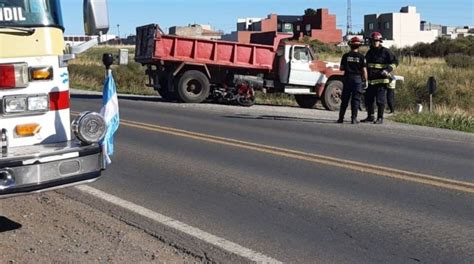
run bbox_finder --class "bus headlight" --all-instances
[71,112,106,145]
[27,95,49,111]
[4,96,27,113]
[3,94,49,115]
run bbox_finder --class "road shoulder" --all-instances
[0,191,196,263]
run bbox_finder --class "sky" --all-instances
[62,0,474,36]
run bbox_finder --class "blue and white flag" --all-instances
[100,70,120,165]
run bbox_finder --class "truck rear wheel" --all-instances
[295,95,318,109]
[322,80,343,111]
[177,70,210,103]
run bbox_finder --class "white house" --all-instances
[364,6,438,47]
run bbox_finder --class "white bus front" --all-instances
[0,0,109,198]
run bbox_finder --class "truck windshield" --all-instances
[0,0,63,30]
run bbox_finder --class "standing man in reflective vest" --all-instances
[337,37,368,124]
[361,32,398,124]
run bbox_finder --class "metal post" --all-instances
[429,94,433,113]
[427,76,437,113]
[117,24,121,45]
[102,53,113,77]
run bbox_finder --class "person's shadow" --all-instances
[42,87,67,144]
[0,216,22,233]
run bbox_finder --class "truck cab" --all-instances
[0,0,109,198]
[277,43,343,110]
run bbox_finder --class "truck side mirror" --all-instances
[83,0,110,36]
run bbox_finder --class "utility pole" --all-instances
[117,24,121,45]
[346,0,352,39]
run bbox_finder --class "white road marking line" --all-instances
[75,185,282,264]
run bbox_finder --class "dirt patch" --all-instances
[0,191,199,263]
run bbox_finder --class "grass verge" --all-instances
[392,111,474,133]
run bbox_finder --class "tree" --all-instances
[304,8,318,16]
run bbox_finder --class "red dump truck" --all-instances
[135,24,344,110]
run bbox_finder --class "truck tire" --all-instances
[158,75,177,101]
[322,80,343,111]
[177,70,210,103]
[295,95,318,109]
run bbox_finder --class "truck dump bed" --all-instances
[135,24,290,71]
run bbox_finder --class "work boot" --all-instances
[351,118,359,124]
[374,118,384,124]
[360,116,374,123]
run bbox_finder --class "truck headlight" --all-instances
[5,96,27,113]
[72,112,106,145]
[27,95,49,112]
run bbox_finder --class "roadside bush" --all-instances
[394,36,474,57]
[394,57,474,113]
[298,37,343,57]
[445,53,474,68]
[69,46,156,95]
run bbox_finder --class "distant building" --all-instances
[169,24,223,40]
[364,6,438,47]
[443,26,474,39]
[64,34,117,46]
[294,9,343,44]
[237,18,263,31]
[121,35,136,45]
[222,8,342,44]
[421,22,474,40]
[420,21,443,36]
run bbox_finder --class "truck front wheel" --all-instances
[177,70,210,103]
[295,95,318,109]
[322,80,343,111]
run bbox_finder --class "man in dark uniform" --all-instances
[337,37,368,124]
[361,32,398,124]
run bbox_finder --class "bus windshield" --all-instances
[0,0,63,30]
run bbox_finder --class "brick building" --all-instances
[295,9,342,43]
[222,8,342,44]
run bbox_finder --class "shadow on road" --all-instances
[0,217,22,233]
[71,94,163,103]
[72,94,335,112]
[223,114,337,124]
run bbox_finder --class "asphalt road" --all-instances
[71,94,474,263]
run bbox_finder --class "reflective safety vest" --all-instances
[367,63,398,70]
[367,63,398,86]
[369,79,391,85]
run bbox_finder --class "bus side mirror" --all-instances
[83,0,109,36]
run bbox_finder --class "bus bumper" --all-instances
[0,141,102,198]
